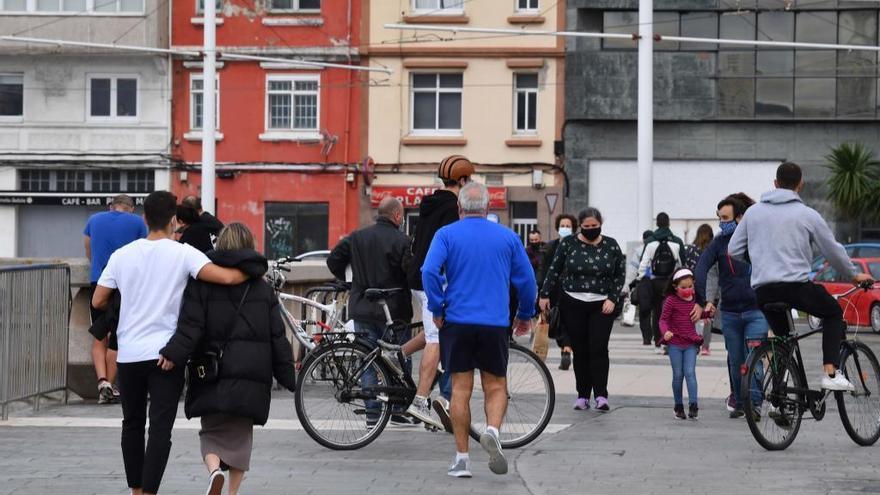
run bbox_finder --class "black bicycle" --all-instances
[742,283,880,450]
[294,288,555,450]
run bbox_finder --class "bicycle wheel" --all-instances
[836,341,880,446]
[743,342,804,451]
[468,343,556,449]
[295,342,392,450]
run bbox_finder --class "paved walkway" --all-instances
[1,324,879,494]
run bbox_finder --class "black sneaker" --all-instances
[674,404,686,420]
[559,352,572,371]
[432,398,454,433]
[750,407,762,423]
[366,417,379,430]
[688,403,698,420]
[729,409,745,419]
[768,405,792,429]
[390,414,420,427]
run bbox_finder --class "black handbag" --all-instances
[187,284,250,384]
[547,305,563,339]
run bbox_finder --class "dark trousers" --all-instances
[755,281,845,367]
[637,278,654,344]
[117,361,185,493]
[650,278,670,347]
[560,294,615,399]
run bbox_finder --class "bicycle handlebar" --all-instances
[837,280,878,299]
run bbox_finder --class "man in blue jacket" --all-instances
[695,195,768,418]
[422,182,536,479]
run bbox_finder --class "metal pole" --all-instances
[637,0,653,234]
[202,0,217,214]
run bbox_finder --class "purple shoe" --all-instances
[595,396,610,411]
[573,397,590,410]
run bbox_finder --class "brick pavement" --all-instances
[1,324,879,494]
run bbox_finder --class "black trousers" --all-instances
[650,278,670,347]
[755,281,845,367]
[637,278,654,345]
[117,361,185,493]
[560,294,615,399]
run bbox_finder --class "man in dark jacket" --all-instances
[404,154,474,430]
[326,197,415,426]
[695,195,768,418]
[183,195,225,237]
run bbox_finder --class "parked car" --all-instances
[809,257,880,333]
[811,243,880,277]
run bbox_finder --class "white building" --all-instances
[0,0,170,257]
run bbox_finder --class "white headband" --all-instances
[673,268,694,281]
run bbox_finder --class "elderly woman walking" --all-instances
[540,208,626,412]
[161,223,297,495]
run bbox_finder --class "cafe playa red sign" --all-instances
[370,186,508,209]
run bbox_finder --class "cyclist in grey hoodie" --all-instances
[728,162,873,391]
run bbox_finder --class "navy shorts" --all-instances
[440,323,509,377]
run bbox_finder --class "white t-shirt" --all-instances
[97,238,211,363]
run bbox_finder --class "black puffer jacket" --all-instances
[406,190,459,290]
[326,217,412,323]
[160,249,296,425]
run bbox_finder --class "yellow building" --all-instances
[362,0,566,242]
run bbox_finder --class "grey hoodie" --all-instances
[728,188,854,289]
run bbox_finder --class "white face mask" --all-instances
[558,227,573,238]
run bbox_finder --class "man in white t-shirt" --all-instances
[92,191,248,495]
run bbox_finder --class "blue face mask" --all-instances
[719,220,737,236]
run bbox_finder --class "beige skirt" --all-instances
[199,413,254,471]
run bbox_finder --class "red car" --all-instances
[812,258,880,333]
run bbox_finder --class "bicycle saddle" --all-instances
[364,288,404,301]
[762,302,791,312]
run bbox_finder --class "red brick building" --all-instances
[170,0,363,257]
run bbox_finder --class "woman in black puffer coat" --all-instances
[161,222,296,495]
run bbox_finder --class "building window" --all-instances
[514,73,538,134]
[195,0,221,14]
[19,170,50,192]
[125,170,154,192]
[268,0,319,11]
[20,0,143,12]
[265,75,319,132]
[264,202,329,259]
[190,74,219,131]
[411,73,463,134]
[510,201,538,245]
[516,0,538,12]
[93,170,121,192]
[0,73,23,119]
[56,171,86,192]
[88,75,138,121]
[412,0,463,13]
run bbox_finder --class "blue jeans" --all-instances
[668,344,699,406]
[721,310,768,409]
[354,321,412,418]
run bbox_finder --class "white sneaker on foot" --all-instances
[479,429,508,475]
[407,397,444,430]
[206,469,225,495]
[821,371,855,392]
[448,457,472,478]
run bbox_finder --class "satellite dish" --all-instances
[360,156,376,186]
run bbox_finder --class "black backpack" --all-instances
[651,239,677,278]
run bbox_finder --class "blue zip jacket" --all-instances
[694,232,758,313]
[422,217,537,327]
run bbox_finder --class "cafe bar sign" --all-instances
[370,186,507,209]
[0,192,148,207]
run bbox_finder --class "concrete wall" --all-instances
[0,168,15,257]
[0,55,169,153]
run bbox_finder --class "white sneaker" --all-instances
[406,397,444,430]
[448,457,472,478]
[479,429,508,475]
[206,469,225,495]
[821,371,855,392]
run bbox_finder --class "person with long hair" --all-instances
[161,223,297,495]
[684,224,715,355]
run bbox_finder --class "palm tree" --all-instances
[825,143,880,223]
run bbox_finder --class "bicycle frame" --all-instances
[277,291,342,352]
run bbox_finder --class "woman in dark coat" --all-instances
[161,222,296,495]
